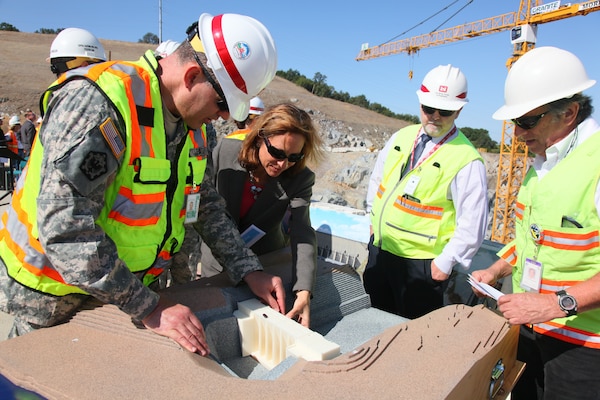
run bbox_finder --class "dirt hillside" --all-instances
[0,30,499,211]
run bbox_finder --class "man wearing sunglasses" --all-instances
[0,13,282,357]
[364,64,488,320]
[471,47,600,400]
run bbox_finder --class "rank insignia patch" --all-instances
[79,151,108,181]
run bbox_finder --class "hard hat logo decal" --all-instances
[233,42,251,60]
[438,85,448,93]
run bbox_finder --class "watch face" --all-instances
[560,296,576,310]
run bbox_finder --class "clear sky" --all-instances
[2,0,599,141]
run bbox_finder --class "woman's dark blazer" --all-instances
[200,135,317,293]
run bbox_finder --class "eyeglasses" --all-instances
[189,48,229,113]
[263,136,304,163]
[511,112,548,130]
[421,105,455,117]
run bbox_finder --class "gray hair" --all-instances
[547,93,594,125]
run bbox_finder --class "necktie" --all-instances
[411,134,432,169]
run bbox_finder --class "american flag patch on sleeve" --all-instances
[99,118,125,158]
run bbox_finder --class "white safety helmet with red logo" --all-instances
[493,46,596,120]
[416,64,468,111]
[191,13,277,121]
[248,96,265,116]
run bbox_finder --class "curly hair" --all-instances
[238,103,325,175]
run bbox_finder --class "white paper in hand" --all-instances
[467,274,504,301]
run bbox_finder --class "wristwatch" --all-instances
[555,290,578,316]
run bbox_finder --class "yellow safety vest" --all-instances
[505,130,600,348]
[225,128,251,141]
[0,50,207,294]
[371,124,482,259]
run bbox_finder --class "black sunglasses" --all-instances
[511,112,548,130]
[263,136,304,163]
[421,105,455,117]
[188,43,229,113]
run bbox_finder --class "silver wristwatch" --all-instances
[556,290,577,317]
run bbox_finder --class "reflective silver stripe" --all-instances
[503,252,517,265]
[515,202,524,220]
[107,63,152,158]
[394,197,443,219]
[112,192,162,221]
[542,232,599,249]
[536,322,600,345]
[2,206,52,274]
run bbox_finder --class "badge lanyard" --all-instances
[521,224,544,293]
[409,126,457,170]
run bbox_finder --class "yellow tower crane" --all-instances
[356,0,600,244]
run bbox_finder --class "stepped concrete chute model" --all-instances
[0,248,521,399]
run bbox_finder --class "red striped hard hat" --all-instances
[197,13,277,121]
[416,64,468,111]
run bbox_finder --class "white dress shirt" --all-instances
[366,125,488,274]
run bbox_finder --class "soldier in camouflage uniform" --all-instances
[0,13,282,356]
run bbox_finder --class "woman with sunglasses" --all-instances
[201,103,324,328]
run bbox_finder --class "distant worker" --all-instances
[5,116,20,157]
[201,103,324,328]
[18,109,37,158]
[235,96,265,130]
[471,46,600,400]
[2,117,21,178]
[48,27,107,77]
[364,64,488,319]
[0,12,281,355]
[154,40,181,59]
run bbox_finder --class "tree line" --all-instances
[277,68,499,151]
[0,23,499,151]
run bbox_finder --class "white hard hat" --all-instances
[193,13,277,121]
[155,40,181,58]
[493,46,596,120]
[416,64,468,111]
[49,28,106,61]
[248,96,265,115]
[9,116,20,126]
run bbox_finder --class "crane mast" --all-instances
[356,0,600,244]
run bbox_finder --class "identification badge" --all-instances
[184,193,200,224]
[520,257,543,292]
[240,224,266,247]
[404,175,421,196]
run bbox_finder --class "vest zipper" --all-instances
[385,221,437,241]
[156,135,188,261]
[375,179,404,247]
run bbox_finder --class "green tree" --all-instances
[0,22,19,32]
[35,28,63,34]
[276,69,303,82]
[460,127,498,150]
[139,33,159,44]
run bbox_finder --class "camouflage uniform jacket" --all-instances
[0,55,262,328]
